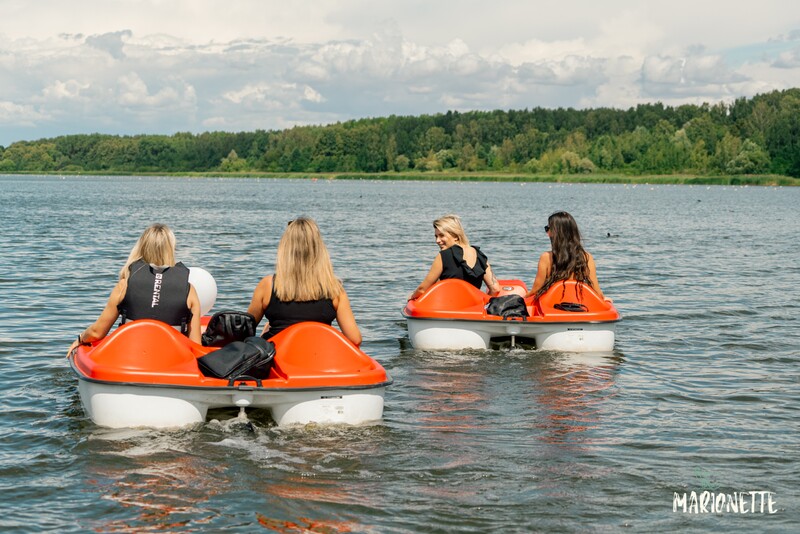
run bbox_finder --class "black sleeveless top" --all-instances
[262,276,337,339]
[118,260,191,331]
[440,245,489,289]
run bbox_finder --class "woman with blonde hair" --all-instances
[408,214,501,300]
[67,224,202,354]
[247,217,361,346]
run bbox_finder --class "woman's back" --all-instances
[262,276,336,338]
[118,260,192,329]
[528,212,605,300]
[247,217,361,346]
[439,245,488,289]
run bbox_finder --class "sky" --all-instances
[1,0,799,146]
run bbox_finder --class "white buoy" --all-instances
[188,267,217,315]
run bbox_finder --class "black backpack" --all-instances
[201,311,257,347]
[486,295,529,319]
[197,336,275,381]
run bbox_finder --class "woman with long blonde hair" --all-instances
[409,214,500,300]
[247,217,361,346]
[67,224,202,355]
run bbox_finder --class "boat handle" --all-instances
[554,302,588,312]
[228,375,263,388]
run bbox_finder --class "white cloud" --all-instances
[222,82,324,109]
[85,30,132,59]
[0,101,48,124]
[117,72,196,108]
[303,86,323,103]
[773,46,800,68]
[41,79,90,101]
[0,0,799,145]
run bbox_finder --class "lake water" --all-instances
[0,175,797,533]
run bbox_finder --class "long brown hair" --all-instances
[274,217,343,301]
[536,211,591,298]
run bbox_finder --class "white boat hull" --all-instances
[406,317,617,352]
[78,380,387,429]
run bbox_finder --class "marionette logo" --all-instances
[673,490,777,514]
[151,273,163,308]
[673,469,777,514]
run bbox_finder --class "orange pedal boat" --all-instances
[403,279,621,351]
[69,320,392,429]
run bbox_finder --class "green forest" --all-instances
[2,89,799,182]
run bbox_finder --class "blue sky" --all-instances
[1,0,799,146]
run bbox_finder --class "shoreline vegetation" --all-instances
[2,89,800,185]
[5,170,798,186]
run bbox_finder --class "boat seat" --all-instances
[534,280,611,316]
[269,322,387,386]
[76,320,212,382]
[413,279,488,313]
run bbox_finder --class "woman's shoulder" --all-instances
[111,278,128,303]
[438,247,457,265]
[332,287,349,307]
[255,274,275,291]
[470,245,487,264]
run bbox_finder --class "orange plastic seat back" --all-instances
[533,280,618,320]
[405,279,488,318]
[270,323,387,386]
[74,320,210,381]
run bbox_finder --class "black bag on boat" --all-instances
[486,295,528,319]
[202,310,257,347]
[197,336,275,380]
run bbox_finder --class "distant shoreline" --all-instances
[2,171,798,186]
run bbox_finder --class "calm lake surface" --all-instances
[0,175,798,533]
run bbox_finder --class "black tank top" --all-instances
[440,245,488,289]
[118,260,191,331]
[262,276,336,339]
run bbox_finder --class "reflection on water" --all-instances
[1,176,799,532]
[79,430,220,532]
[530,352,622,448]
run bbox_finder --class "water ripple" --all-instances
[0,176,798,532]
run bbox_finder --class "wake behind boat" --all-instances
[403,279,621,351]
[69,320,392,429]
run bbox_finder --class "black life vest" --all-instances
[118,260,192,332]
[439,245,488,289]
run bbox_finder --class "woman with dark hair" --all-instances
[524,211,609,300]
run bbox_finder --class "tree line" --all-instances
[1,89,799,177]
